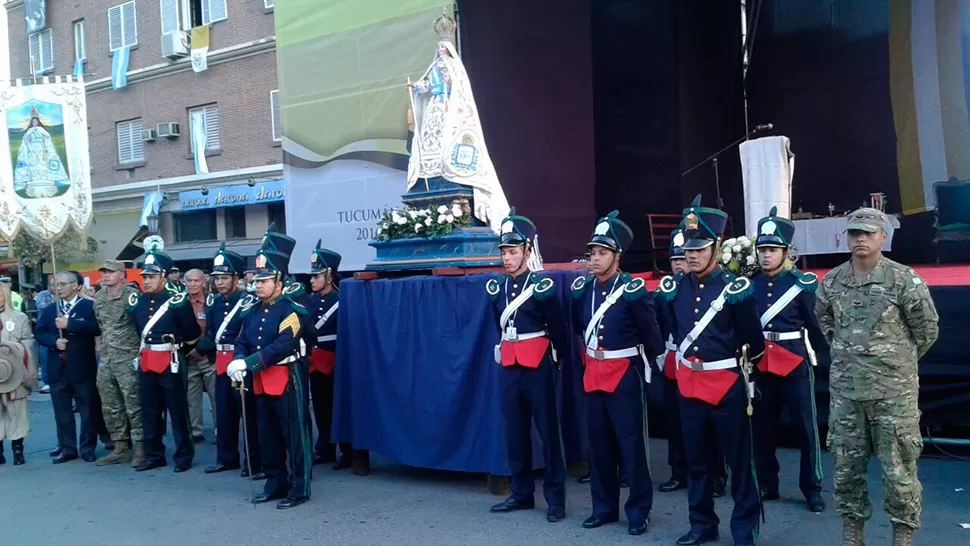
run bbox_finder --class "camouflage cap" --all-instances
[99,259,126,272]
[846,207,887,233]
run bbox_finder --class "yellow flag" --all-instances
[191,25,210,73]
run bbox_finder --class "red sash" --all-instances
[253,365,289,396]
[500,337,550,368]
[139,348,170,374]
[662,350,677,380]
[582,350,630,393]
[676,356,739,406]
[215,351,233,375]
[757,342,803,377]
[309,348,335,375]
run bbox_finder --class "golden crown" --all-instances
[433,10,456,41]
[29,105,40,118]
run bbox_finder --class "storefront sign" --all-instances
[179,180,285,211]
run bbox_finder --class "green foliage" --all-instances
[8,226,98,268]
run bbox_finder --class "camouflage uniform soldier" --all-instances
[816,208,939,546]
[93,260,145,467]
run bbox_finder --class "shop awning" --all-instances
[134,239,263,264]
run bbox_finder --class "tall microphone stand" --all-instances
[681,126,767,209]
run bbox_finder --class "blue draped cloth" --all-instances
[333,270,587,474]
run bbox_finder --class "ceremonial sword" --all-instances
[235,378,257,510]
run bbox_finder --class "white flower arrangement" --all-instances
[376,201,470,241]
[718,235,759,277]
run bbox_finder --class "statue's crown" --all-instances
[433,10,456,41]
[29,105,39,118]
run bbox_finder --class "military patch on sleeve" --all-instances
[239,294,258,316]
[126,291,139,310]
[283,282,305,299]
[570,275,590,299]
[279,312,302,336]
[656,275,680,302]
[485,278,501,300]
[169,292,187,307]
[724,276,753,303]
[795,270,819,293]
[622,277,647,301]
[533,277,555,300]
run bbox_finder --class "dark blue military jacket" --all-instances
[309,291,339,352]
[127,290,202,347]
[750,268,826,366]
[197,290,249,356]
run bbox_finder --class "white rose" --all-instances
[377,227,383,235]
[733,244,742,253]
[382,223,389,229]
[396,216,408,225]
[408,210,418,219]
[437,205,449,214]
[725,238,737,246]
[446,214,454,223]
[745,255,755,265]
[392,211,403,221]
[424,217,432,226]
[415,224,423,232]
[452,204,463,217]
[741,238,752,247]
[721,252,732,263]
[438,215,447,224]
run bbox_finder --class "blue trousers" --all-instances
[215,372,261,470]
[754,364,823,499]
[139,365,194,467]
[663,374,727,481]
[587,364,653,525]
[501,356,566,508]
[257,366,311,500]
[680,377,760,544]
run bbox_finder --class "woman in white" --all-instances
[0,280,39,465]
[13,111,70,199]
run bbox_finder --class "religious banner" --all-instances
[0,77,93,243]
[191,25,210,73]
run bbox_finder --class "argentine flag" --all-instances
[112,47,130,90]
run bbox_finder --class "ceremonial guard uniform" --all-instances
[198,245,263,479]
[571,211,664,535]
[229,242,312,509]
[655,230,727,496]
[129,250,202,472]
[486,211,569,523]
[750,208,826,512]
[656,196,764,546]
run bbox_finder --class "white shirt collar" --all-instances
[62,295,81,309]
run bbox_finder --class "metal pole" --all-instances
[922,436,970,447]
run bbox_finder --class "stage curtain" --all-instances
[333,270,587,474]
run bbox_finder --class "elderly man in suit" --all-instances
[36,271,102,464]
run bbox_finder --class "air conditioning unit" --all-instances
[142,129,157,142]
[157,122,180,139]
[161,31,189,59]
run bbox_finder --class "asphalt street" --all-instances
[2,394,968,545]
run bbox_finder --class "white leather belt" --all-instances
[278,355,297,365]
[685,357,738,372]
[665,341,677,352]
[317,335,337,343]
[502,329,547,342]
[215,344,234,352]
[586,346,641,360]
[763,331,802,341]
[143,343,180,352]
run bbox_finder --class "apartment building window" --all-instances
[28,29,54,75]
[268,203,286,234]
[264,0,275,9]
[73,20,86,62]
[225,207,247,239]
[173,210,217,242]
[162,0,225,30]
[117,119,144,165]
[270,90,282,142]
[202,0,228,25]
[188,104,220,153]
[108,1,138,52]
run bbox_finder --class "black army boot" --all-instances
[0,440,6,464]
[12,439,25,465]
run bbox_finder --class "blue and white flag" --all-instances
[111,46,130,90]
[73,58,84,79]
[191,109,209,174]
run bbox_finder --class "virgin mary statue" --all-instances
[407,12,510,234]
[13,106,70,199]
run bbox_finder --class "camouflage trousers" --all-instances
[828,394,923,529]
[96,352,143,442]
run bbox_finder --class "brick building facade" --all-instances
[5,0,283,268]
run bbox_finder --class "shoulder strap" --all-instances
[583,282,629,349]
[141,298,173,345]
[759,283,803,328]
[499,284,536,330]
[214,297,245,344]
[677,285,730,357]
[314,301,340,330]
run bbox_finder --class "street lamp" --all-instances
[147,211,159,235]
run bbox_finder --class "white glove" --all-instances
[227,360,248,383]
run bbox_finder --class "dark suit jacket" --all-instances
[36,298,101,384]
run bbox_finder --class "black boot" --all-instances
[0,441,5,465]
[12,439,25,466]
